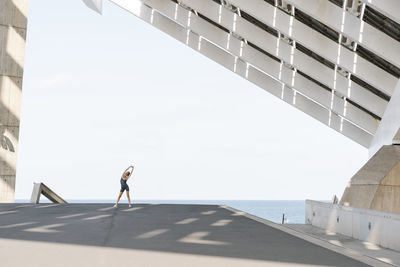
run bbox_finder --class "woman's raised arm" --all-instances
[128,165,134,173]
[122,165,134,178]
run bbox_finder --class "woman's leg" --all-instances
[126,191,131,206]
[114,191,123,207]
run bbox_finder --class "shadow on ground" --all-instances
[0,203,367,266]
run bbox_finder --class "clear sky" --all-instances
[15,0,368,200]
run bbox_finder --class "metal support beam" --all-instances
[360,0,400,25]
[183,0,397,97]
[109,0,373,147]
[283,0,400,71]
[177,0,389,118]
[144,0,378,134]
[82,0,103,14]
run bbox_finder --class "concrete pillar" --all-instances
[341,79,400,212]
[340,144,400,214]
[369,79,400,157]
[0,0,28,202]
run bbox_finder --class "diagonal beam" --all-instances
[181,0,397,98]
[109,0,373,147]
[30,182,67,204]
[143,0,378,134]
[360,0,400,25]
[283,0,400,71]
[177,0,388,118]
[229,0,398,96]
[82,0,103,14]
[369,80,400,156]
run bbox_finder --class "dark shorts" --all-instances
[120,178,129,192]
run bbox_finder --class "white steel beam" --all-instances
[109,0,373,147]
[284,0,400,70]
[82,0,103,14]
[144,0,378,134]
[360,0,400,25]
[369,80,400,156]
[177,0,388,118]
[196,0,397,97]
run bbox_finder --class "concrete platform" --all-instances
[286,224,400,267]
[0,203,384,266]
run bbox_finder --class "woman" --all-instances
[113,165,134,208]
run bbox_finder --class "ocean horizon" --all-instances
[14,199,327,224]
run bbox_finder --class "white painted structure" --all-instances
[81,0,400,249]
[82,0,399,152]
[306,200,400,252]
[2,0,399,206]
[82,0,102,14]
[370,80,400,156]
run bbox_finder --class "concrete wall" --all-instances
[340,145,400,213]
[0,0,28,202]
[306,200,400,252]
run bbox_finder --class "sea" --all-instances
[16,199,311,224]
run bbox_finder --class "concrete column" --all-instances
[369,79,400,157]
[0,0,28,202]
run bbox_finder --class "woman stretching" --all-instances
[113,165,134,208]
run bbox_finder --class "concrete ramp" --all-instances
[30,182,67,204]
[0,204,373,267]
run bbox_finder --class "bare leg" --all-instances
[126,191,131,206]
[114,192,123,207]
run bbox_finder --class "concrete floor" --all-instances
[0,203,377,267]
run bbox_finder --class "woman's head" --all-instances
[125,171,131,177]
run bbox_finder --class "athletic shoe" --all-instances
[128,204,132,208]
[113,204,118,208]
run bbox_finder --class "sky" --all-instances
[15,0,368,200]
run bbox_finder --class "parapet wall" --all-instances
[306,200,400,252]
